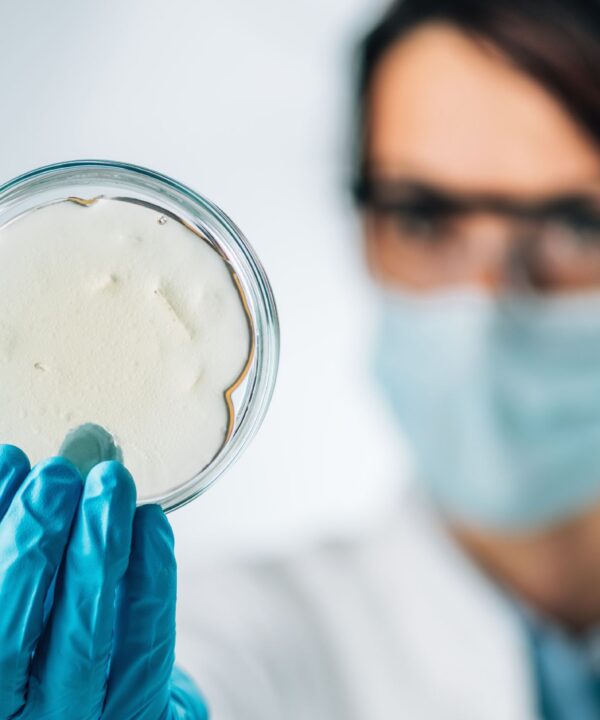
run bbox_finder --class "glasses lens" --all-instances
[529,213,600,291]
[359,177,600,293]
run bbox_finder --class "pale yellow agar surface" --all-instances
[0,198,251,499]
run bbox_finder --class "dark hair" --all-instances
[354,0,600,194]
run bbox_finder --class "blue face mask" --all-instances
[373,287,600,531]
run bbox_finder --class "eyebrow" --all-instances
[355,176,600,215]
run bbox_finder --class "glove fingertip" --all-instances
[86,460,137,512]
[0,445,31,513]
[32,455,83,477]
[29,456,83,499]
[126,505,176,597]
[135,504,175,550]
[0,444,30,472]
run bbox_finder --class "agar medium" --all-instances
[0,161,279,511]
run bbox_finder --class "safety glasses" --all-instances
[354,178,600,292]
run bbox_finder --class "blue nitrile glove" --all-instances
[0,444,209,720]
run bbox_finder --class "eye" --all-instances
[544,212,600,249]
[570,213,600,244]
[392,205,445,243]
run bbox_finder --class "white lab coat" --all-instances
[176,487,541,719]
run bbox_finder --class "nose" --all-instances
[461,213,514,292]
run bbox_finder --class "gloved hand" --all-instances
[0,444,209,720]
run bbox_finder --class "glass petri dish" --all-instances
[0,160,279,512]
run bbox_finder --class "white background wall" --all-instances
[0,0,408,561]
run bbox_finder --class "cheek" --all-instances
[362,214,408,283]
[363,227,446,290]
[361,214,387,281]
[363,231,382,279]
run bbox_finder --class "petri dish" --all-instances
[0,160,279,512]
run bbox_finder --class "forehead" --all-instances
[367,23,600,197]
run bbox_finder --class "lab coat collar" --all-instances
[367,485,541,719]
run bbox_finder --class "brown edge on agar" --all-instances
[179,217,256,444]
[67,196,103,207]
[223,272,256,441]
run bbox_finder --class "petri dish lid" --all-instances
[0,160,280,512]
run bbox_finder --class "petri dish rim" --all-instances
[0,159,280,512]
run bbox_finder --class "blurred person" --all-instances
[1,0,600,719]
